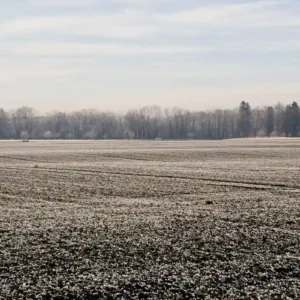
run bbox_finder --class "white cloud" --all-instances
[2,39,300,57]
[156,0,300,29]
[30,0,172,8]
[0,60,87,84]
[1,42,212,56]
[30,0,97,7]
[1,0,299,40]
[0,17,78,36]
[0,12,157,39]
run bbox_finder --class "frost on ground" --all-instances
[1,139,300,299]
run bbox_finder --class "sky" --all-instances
[1,0,300,113]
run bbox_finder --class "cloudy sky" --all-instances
[1,0,300,112]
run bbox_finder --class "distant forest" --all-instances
[0,101,300,140]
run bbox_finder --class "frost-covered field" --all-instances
[1,139,300,299]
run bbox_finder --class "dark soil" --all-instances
[1,140,300,299]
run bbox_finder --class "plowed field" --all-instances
[1,140,300,299]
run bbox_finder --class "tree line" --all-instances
[0,101,300,140]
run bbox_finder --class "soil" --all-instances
[1,139,300,299]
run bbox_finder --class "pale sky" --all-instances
[1,0,300,112]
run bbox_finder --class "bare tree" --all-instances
[2,102,300,140]
[252,108,264,138]
[274,102,285,136]
[11,107,35,139]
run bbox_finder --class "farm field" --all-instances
[1,139,300,299]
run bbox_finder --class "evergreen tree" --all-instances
[0,109,9,139]
[290,102,299,137]
[238,101,252,137]
[264,106,275,137]
[284,102,300,137]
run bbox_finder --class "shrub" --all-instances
[125,131,135,140]
[44,131,52,139]
[20,131,29,142]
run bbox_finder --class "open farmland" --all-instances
[1,139,300,299]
